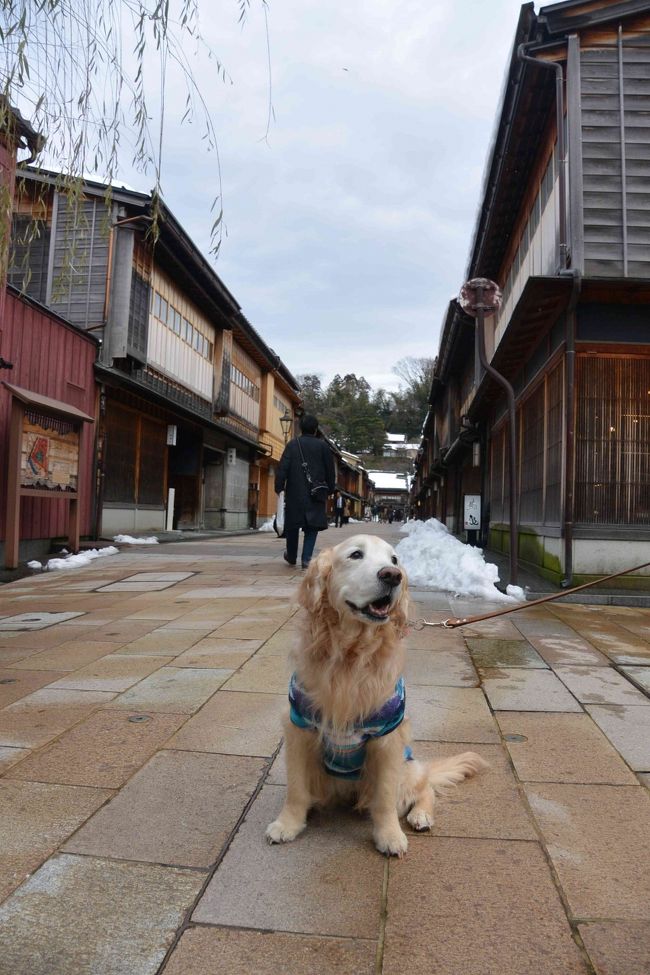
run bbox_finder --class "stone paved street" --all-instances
[0,523,649,974]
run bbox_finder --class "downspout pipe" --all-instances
[517,42,568,272]
[561,268,582,587]
[474,295,519,588]
[461,279,519,587]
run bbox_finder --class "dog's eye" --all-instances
[349,550,363,560]
[391,556,398,565]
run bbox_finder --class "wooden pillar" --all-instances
[68,498,80,554]
[5,399,24,569]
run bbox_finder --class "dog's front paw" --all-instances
[407,807,434,832]
[266,818,305,845]
[373,826,408,858]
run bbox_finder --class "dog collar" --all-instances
[288,673,406,779]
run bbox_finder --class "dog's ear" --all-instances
[298,547,333,617]
[392,569,409,633]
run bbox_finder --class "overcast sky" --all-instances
[118,0,528,392]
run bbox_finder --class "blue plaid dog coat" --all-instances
[288,673,412,780]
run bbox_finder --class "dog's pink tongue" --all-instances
[369,602,390,618]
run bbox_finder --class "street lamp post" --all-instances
[280,407,293,445]
[459,277,518,587]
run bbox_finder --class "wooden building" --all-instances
[412,0,650,585]
[0,108,98,567]
[10,169,300,536]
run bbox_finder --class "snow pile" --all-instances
[28,546,120,572]
[113,534,158,545]
[258,519,276,533]
[396,518,525,602]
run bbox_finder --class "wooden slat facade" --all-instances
[0,292,96,544]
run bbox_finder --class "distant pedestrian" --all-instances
[343,501,351,525]
[275,414,336,569]
[334,491,344,527]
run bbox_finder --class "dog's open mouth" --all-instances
[346,594,393,621]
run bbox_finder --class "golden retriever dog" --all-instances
[266,534,487,856]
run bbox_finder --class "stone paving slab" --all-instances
[0,688,117,748]
[411,742,536,839]
[497,712,638,785]
[221,653,290,694]
[103,667,231,713]
[171,638,263,669]
[193,784,385,938]
[0,854,205,975]
[0,746,30,774]
[578,921,650,975]
[523,633,610,667]
[164,927,377,975]
[404,625,467,652]
[81,620,163,640]
[47,653,167,692]
[114,629,213,656]
[481,668,583,712]
[460,618,525,639]
[405,648,478,686]
[0,780,112,901]
[0,669,62,706]
[621,665,650,694]
[65,751,265,867]
[168,690,285,757]
[382,837,588,975]
[407,685,500,742]
[0,646,44,665]
[7,639,122,672]
[525,783,650,919]
[466,637,548,669]
[554,664,650,706]
[585,704,650,771]
[5,710,187,788]
[212,618,286,641]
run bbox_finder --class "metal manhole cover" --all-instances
[127,714,152,723]
[503,734,528,743]
[0,611,85,632]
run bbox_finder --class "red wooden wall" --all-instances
[0,289,97,543]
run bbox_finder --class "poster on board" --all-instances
[20,414,80,491]
[463,494,481,530]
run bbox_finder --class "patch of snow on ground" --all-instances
[44,546,120,571]
[396,518,523,602]
[258,519,275,533]
[113,534,159,545]
[27,560,42,570]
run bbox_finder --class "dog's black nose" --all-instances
[377,566,402,588]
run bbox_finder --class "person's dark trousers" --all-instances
[335,510,343,527]
[284,527,300,565]
[284,527,318,567]
[301,527,318,567]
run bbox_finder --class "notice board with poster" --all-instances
[3,382,94,569]
[463,494,481,530]
[21,412,80,492]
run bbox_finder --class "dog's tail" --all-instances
[425,751,489,794]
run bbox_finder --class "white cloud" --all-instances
[68,0,528,391]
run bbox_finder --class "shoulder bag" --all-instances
[296,438,330,501]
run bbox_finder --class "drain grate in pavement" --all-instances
[0,611,86,632]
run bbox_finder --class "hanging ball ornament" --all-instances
[458,278,503,318]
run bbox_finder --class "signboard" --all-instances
[21,414,79,492]
[166,424,178,446]
[463,494,481,530]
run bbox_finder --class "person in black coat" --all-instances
[275,413,336,568]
